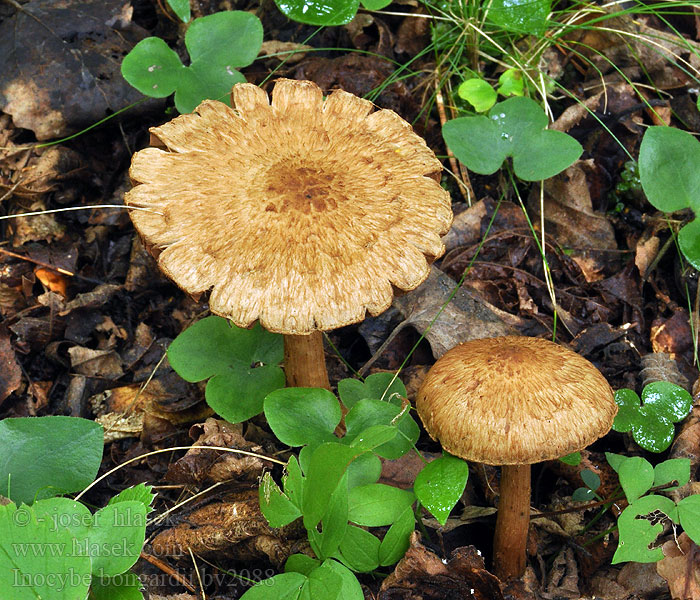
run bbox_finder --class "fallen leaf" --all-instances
[0,326,22,406]
[658,533,700,600]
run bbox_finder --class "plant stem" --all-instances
[283,331,330,390]
[493,464,530,580]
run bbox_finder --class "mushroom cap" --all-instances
[415,336,617,465]
[125,79,453,335]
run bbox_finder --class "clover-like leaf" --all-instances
[442,97,582,181]
[344,399,418,459]
[338,372,407,410]
[122,12,263,113]
[167,316,284,424]
[613,383,692,452]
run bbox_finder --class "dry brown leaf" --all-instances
[0,326,21,406]
[657,533,700,600]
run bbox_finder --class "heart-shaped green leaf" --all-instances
[487,0,551,36]
[414,454,469,526]
[442,97,582,181]
[457,78,497,113]
[338,372,407,410]
[168,316,284,423]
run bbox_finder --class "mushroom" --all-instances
[415,336,617,580]
[125,79,452,390]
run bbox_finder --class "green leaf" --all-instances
[166,0,190,22]
[442,97,582,181]
[639,126,700,213]
[618,456,654,504]
[642,382,693,422]
[273,0,360,26]
[338,373,407,410]
[677,494,700,544]
[89,574,144,600]
[122,12,263,113]
[240,572,306,599]
[303,560,344,599]
[606,452,625,473]
[348,424,398,451]
[0,502,92,600]
[581,469,601,491]
[317,560,364,600]
[303,444,364,530]
[0,416,103,504]
[497,69,524,97]
[309,473,348,560]
[336,525,380,572]
[613,383,692,453]
[487,0,551,35]
[284,456,305,508]
[265,388,341,447]
[678,217,700,270]
[168,317,284,423]
[348,484,415,527]
[559,452,581,466]
[121,37,185,99]
[285,553,320,576]
[344,399,419,459]
[88,501,147,576]
[613,495,677,563]
[457,79,497,112]
[378,505,414,566]
[346,453,382,490]
[654,459,691,491]
[260,472,302,527]
[414,455,468,526]
[572,487,595,502]
[361,0,392,9]
[108,483,155,511]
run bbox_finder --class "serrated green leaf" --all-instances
[348,484,415,527]
[260,472,302,528]
[265,388,341,447]
[336,525,380,572]
[613,495,677,563]
[639,126,700,213]
[414,455,468,525]
[618,456,654,504]
[378,505,414,566]
[677,494,700,544]
[0,416,103,504]
[654,458,691,491]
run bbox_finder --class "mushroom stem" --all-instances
[493,464,531,580]
[283,332,331,390]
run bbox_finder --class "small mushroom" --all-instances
[415,335,617,580]
[125,79,452,390]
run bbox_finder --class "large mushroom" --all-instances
[415,336,617,580]
[126,79,452,390]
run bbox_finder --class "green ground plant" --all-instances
[0,417,154,600]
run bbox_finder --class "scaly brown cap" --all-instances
[416,336,617,464]
[125,79,452,334]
